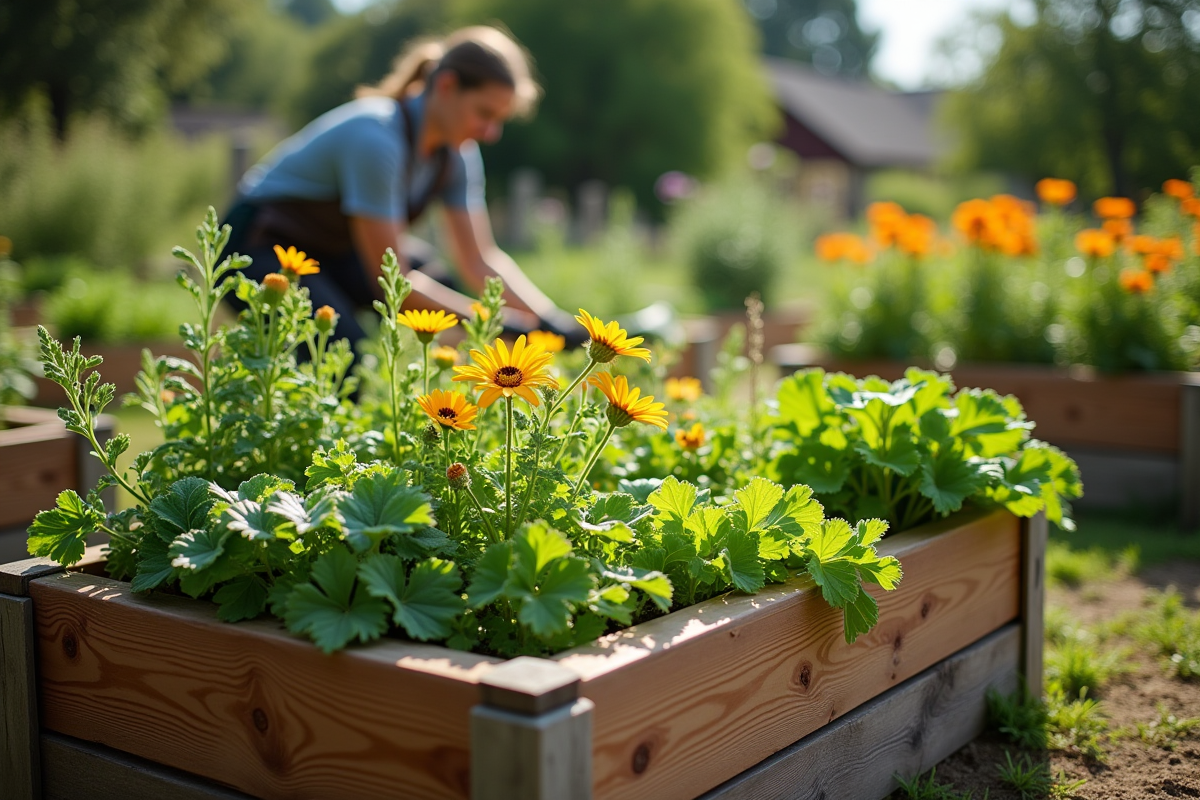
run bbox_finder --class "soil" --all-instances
[901,562,1200,800]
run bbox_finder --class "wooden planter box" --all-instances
[0,407,115,564]
[31,342,192,408]
[672,304,813,384]
[0,508,1045,800]
[771,345,1200,528]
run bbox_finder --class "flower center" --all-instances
[437,407,458,421]
[495,366,524,387]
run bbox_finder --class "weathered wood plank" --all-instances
[557,509,1021,800]
[1181,380,1200,530]
[769,349,1189,454]
[1021,513,1048,696]
[31,572,501,800]
[41,731,255,800]
[0,556,65,597]
[0,594,40,800]
[470,699,594,800]
[699,623,1021,800]
[0,428,75,530]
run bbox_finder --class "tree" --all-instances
[943,0,1200,198]
[454,0,778,208]
[0,0,240,136]
[743,0,878,78]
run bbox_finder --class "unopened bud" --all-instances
[314,305,338,333]
[432,345,459,369]
[446,462,470,490]
[421,422,441,446]
[261,273,290,305]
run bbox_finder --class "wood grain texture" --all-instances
[470,699,594,800]
[699,624,1021,800]
[556,509,1021,800]
[0,409,75,529]
[31,573,502,800]
[42,731,255,800]
[0,594,40,800]
[1021,513,1048,697]
[769,348,1193,454]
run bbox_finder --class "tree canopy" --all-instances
[743,0,877,79]
[943,0,1200,198]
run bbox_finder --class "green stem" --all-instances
[569,423,615,505]
[505,396,515,537]
[553,383,589,463]
[443,428,453,466]
[422,341,430,395]
[389,349,403,466]
[464,485,501,544]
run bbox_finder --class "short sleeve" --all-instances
[441,141,486,210]
[336,118,404,220]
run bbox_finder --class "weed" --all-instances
[894,768,984,800]
[1129,703,1200,750]
[1046,688,1109,760]
[1046,540,1136,588]
[1045,638,1132,697]
[997,752,1086,800]
[987,687,1048,750]
[1133,588,1200,680]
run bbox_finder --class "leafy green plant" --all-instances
[988,686,1049,750]
[26,209,907,656]
[1045,688,1109,760]
[1045,638,1131,697]
[997,752,1086,799]
[45,270,196,344]
[1132,588,1200,680]
[768,368,1082,532]
[0,250,37,410]
[894,768,984,800]
[1045,540,1137,588]
[1128,704,1200,751]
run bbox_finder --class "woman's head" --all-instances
[360,26,540,146]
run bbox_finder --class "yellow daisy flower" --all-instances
[431,345,459,369]
[417,389,478,431]
[675,422,706,450]
[398,309,459,343]
[575,308,651,364]
[588,372,668,430]
[665,376,702,403]
[452,335,556,407]
[527,330,566,354]
[274,245,320,279]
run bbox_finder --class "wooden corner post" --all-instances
[1,556,67,800]
[471,656,593,800]
[1181,380,1200,531]
[1019,513,1047,698]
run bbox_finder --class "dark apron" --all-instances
[229,97,451,258]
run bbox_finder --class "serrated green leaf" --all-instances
[339,472,433,553]
[776,369,832,435]
[951,389,1029,457]
[514,557,593,638]
[512,522,573,580]
[27,490,103,566]
[467,542,512,608]
[722,530,764,593]
[856,555,902,591]
[359,555,463,641]
[661,532,697,566]
[762,484,825,538]
[806,556,860,608]
[685,506,731,555]
[600,565,673,611]
[918,446,991,515]
[268,490,342,536]
[237,474,294,502]
[103,434,130,463]
[771,442,851,494]
[149,477,213,535]
[284,548,388,653]
[857,519,889,547]
[305,440,359,490]
[648,476,697,524]
[855,431,921,477]
[843,587,879,644]
[213,575,269,622]
[223,500,286,542]
[131,536,174,592]
[168,528,229,571]
[734,478,784,532]
[807,518,858,561]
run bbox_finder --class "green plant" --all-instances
[1045,638,1131,697]
[45,270,195,344]
[988,686,1049,750]
[1046,540,1137,588]
[0,250,37,410]
[1045,688,1109,760]
[1132,588,1200,680]
[767,368,1082,532]
[894,768,984,800]
[1128,704,1200,750]
[997,752,1086,799]
[27,210,907,656]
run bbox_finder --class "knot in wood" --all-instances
[252,708,269,733]
[920,596,932,619]
[62,632,77,659]
[795,662,813,692]
[631,743,651,775]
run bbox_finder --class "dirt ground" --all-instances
[906,561,1200,800]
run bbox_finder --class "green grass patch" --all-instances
[1125,703,1200,750]
[1053,512,1200,568]
[1045,638,1132,697]
[996,751,1086,799]
[1131,588,1200,680]
[894,768,983,800]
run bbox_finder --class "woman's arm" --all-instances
[349,215,538,328]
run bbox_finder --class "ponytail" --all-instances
[358,26,541,119]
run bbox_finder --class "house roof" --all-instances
[765,57,940,169]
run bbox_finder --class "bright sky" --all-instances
[858,0,1034,89]
[331,0,1034,90]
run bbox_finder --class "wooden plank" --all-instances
[0,556,64,597]
[470,699,594,800]
[0,594,40,800]
[1181,380,1200,530]
[557,509,1022,800]
[0,431,76,530]
[699,623,1021,800]
[769,349,1189,454]
[1021,513,1047,697]
[42,731,255,800]
[31,572,502,800]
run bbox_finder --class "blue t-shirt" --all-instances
[239,93,485,221]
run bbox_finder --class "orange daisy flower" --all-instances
[416,389,478,431]
[1035,178,1077,206]
[274,245,320,279]
[588,372,668,430]
[575,309,652,364]
[398,309,459,343]
[452,335,555,407]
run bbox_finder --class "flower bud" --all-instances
[421,422,441,446]
[314,305,338,333]
[260,273,290,305]
[432,345,459,369]
[446,462,470,490]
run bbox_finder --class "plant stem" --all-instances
[422,341,430,395]
[504,396,515,537]
[553,384,589,462]
[443,428,453,466]
[463,485,500,543]
[569,422,615,505]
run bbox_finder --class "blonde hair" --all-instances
[358,26,541,119]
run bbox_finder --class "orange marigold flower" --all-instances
[1127,235,1158,256]
[1143,253,1172,274]
[951,198,996,243]
[1036,178,1077,206]
[417,389,479,431]
[815,232,872,264]
[1119,268,1153,294]
[674,422,706,450]
[1093,197,1136,219]
[1075,229,1116,258]
[1102,218,1132,244]
[1163,179,1194,200]
[588,372,668,430]
[1183,198,1200,219]
[274,245,320,279]
[896,214,938,257]
[1158,236,1184,261]
[866,201,908,248]
[665,376,702,403]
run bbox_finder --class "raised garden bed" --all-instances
[771,345,1200,528]
[0,407,114,563]
[0,507,1044,800]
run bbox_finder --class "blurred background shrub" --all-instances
[44,269,195,344]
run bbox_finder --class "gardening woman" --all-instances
[223,26,579,350]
